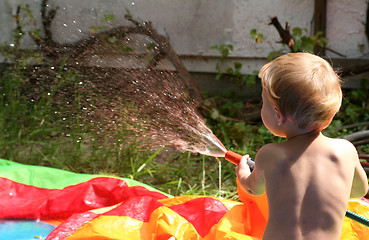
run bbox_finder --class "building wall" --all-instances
[1,0,368,74]
[327,0,369,59]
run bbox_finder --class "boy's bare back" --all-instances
[236,53,368,239]
[257,132,363,239]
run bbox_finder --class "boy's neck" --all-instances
[286,129,320,141]
[281,119,321,140]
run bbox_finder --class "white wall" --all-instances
[326,0,369,59]
[1,0,368,73]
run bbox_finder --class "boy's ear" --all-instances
[274,107,286,126]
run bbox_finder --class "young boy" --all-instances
[236,53,368,240]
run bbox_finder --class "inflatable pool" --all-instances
[0,159,368,240]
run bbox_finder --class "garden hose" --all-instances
[345,210,369,227]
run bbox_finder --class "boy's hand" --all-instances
[236,155,251,178]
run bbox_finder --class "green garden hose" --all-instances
[346,210,369,227]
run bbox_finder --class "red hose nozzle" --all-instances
[225,151,243,165]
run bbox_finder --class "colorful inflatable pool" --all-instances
[0,159,368,239]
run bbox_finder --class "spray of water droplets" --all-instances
[117,69,227,157]
[22,10,228,158]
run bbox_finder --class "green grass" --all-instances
[0,63,242,198]
[0,63,368,198]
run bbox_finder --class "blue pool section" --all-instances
[0,219,55,240]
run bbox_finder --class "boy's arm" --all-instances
[350,156,368,198]
[236,151,266,196]
[348,143,369,198]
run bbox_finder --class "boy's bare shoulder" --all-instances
[255,142,286,166]
[326,136,352,144]
[323,136,357,156]
[255,135,358,167]
[257,142,285,155]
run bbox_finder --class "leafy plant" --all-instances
[250,26,328,60]
[250,29,264,44]
[210,44,256,87]
[291,28,327,53]
[0,4,43,64]
[337,79,369,125]
[90,14,116,34]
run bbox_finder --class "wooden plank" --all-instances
[314,0,327,55]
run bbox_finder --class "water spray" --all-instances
[197,133,255,170]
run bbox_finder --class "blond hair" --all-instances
[259,53,342,129]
